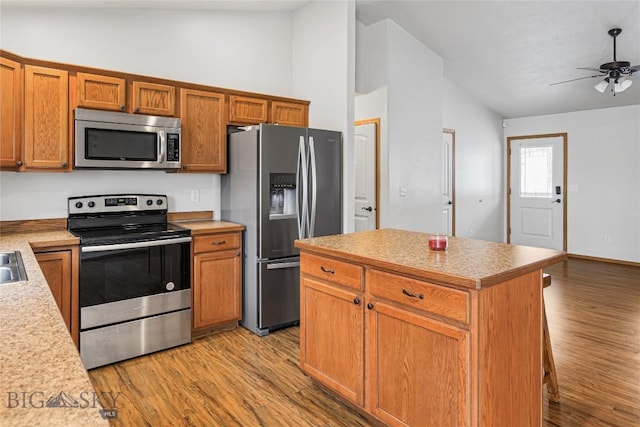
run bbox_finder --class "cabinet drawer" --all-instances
[194,233,241,254]
[300,253,363,291]
[368,269,469,323]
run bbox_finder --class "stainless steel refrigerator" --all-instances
[221,124,342,336]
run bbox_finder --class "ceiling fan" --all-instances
[551,28,639,95]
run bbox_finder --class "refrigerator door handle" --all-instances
[309,136,317,238]
[296,137,308,239]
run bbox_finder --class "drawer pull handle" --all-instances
[211,241,226,245]
[320,266,335,274]
[402,289,424,299]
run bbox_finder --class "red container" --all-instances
[428,234,448,251]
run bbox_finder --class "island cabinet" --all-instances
[34,245,79,348]
[297,229,568,427]
[0,56,23,170]
[179,88,227,173]
[192,231,242,333]
[23,65,71,171]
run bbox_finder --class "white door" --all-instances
[354,122,377,232]
[442,130,454,235]
[509,136,565,250]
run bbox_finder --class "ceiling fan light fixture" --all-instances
[614,78,633,93]
[594,79,609,93]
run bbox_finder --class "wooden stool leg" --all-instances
[542,296,560,403]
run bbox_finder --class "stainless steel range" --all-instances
[68,194,192,369]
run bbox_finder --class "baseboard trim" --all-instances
[568,253,640,267]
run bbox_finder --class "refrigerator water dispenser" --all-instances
[270,173,296,218]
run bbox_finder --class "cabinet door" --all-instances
[367,301,469,427]
[131,81,175,116]
[179,88,227,173]
[270,101,308,127]
[229,95,268,124]
[36,251,72,332]
[193,249,242,329]
[76,72,126,112]
[300,276,364,406]
[24,65,70,170]
[0,57,23,170]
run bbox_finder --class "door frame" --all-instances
[443,128,456,236]
[355,118,380,229]
[506,133,568,251]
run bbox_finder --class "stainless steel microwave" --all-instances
[74,108,181,170]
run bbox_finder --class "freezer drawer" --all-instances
[258,258,300,331]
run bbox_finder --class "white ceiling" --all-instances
[3,1,639,118]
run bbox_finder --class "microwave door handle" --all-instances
[158,131,166,163]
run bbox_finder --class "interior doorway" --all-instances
[354,118,380,232]
[507,133,567,251]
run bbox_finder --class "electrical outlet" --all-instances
[190,189,200,202]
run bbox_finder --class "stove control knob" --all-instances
[75,202,83,209]
[156,199,164,206]
[88,201,95,208]
[146,199,153,206]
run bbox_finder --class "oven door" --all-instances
[79,237,191,330]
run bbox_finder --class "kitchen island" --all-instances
[295,229,567,427]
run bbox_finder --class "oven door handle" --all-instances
[81,236,192,253]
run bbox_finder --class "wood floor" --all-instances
[88,258,640,426]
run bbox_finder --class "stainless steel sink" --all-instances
[0,251,27,284]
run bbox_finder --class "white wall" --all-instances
[292,1,355,232]
[505,105,640,263]
[443,79,505,242]
[0,6,294,220]
[356,19,444,234]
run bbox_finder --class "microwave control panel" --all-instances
[167,133,180,162]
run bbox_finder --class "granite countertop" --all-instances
[172,219,245,235]
[295,229,567,289]
[0,231,108,426]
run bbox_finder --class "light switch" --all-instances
[190,189,200,202]
[399,185,407,196]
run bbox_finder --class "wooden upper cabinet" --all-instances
[24,65,70,171]
[270,101,308,127]
[228,95,268,124]
[76,72,126,112]
[0,57,23,170]
[179,88,227,173]
[131,81,175,116]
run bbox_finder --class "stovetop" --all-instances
[67,194,191,246]
[70,223,191,246]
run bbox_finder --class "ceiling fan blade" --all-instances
[549,75,604,86]
[577,67,607,73]
[628,65,640,76]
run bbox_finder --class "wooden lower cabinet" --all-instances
[300,252,543,427]
[192,232,242,331]
[368,301,469,427]
[34,246,79,347]
[300,276,364,406]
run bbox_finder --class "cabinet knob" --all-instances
[16,161,23,167]
[236,252,241,257]
[134,107,140,113]
[120,105,126,111]
[367,303,374,310]
[61,162,68,168]
[353,298,360,305]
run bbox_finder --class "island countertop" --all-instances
[295,228,567,289]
